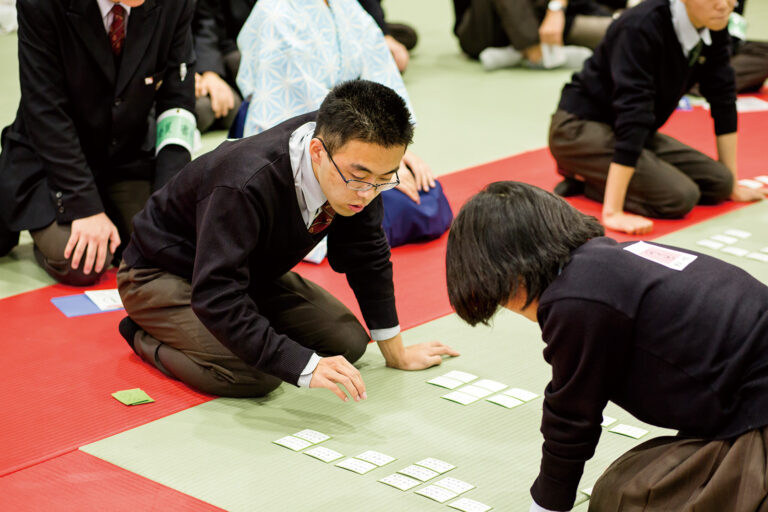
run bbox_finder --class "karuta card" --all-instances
[503,388,539,402]
[442,370,478,383]
[273,435,312,451]
[398,464,439,482]
[601,415,617,427]
[335,458,377,474]
[428,375,464,389]
[711,234,738,244]
[355,450,395,467]
[696,239,724,250]
[610,424,648,439]
[755,175,768,185]
[442,391,479,405]
[448,498,493,512]
[472,379,507,392]
[415,458,455,474]
[304,446,344,463]
[738,178,764,189]
[485,394,523,409]
[458,385,493,399]
[747,252,768,263]
[415,484,458,503]
[84,289,124,311]
[624,241,697,271]
[724,229,751,239]
[293,429,330,444]
[378,473,421,491]
[434,477,475,495]
[721,246,749,257]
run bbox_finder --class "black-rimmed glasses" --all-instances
[315,137,400,192]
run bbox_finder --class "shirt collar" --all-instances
[97,0,132,21]
[670,0,712,57]
[289,122,328,225]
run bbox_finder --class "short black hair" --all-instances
[446,181,604,326]
[315,80,414,153]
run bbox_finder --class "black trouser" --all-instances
[195,50,243,133]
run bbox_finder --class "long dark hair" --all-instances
[446,181,604,326]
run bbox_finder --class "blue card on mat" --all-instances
[51,294,106,317]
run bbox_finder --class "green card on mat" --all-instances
[112,388,154,406]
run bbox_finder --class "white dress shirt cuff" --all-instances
[369,325,401,341]
[297,352,321,388]
[530,501,567,512]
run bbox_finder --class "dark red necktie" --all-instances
[109,5,126,56]
[308,202,336,234]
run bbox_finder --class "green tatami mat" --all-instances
[82,311,670,511]
[0,231,56,298]
[657,201,768,284]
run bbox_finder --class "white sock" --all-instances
[478,46,523,71]
[561,46,593,69]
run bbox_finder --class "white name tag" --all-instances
[624,242,697,271]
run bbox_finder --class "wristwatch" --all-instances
[547,0,564,11]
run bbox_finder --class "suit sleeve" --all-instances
[154,0,196,189]
[192,0,227,76]
[16,0,103,223]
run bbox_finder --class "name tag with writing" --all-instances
[623,241,697,271]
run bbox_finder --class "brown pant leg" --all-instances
[566,15,613,49]
[30,221,111,286]
[456,0,513,58]
[732,41,768,93]
[549,110,708,218]
[117,265,370,397]
[588,428,768,512]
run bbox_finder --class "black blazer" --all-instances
[0,0,195,231]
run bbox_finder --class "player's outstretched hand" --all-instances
[730,184,766,203]
[309,355,367,402]
[388,341,460,371]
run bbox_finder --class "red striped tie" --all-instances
[308,202,336,234]
[109,5,126,56]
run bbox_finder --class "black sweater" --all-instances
[123,112,398,384]
[558,0,737,168]
[530,237,768,510]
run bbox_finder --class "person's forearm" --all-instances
[716,132,738,184]
[602,162,635,216]
[376,333,406,367]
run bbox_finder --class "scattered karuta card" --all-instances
[721,246,749,257]
[434,477,475,495]
[442,370,478,383]
[762,248,768,254]
[472,379,507,392]
[398,464,439,481]
[335,458,377,474]
[428,375,464,389]
[747,252,768,263]
[415,458,455,474]
[415,484,458,503]
[304,446,344,463]
[755,175,768,185]
[448,497,493,512]
[738,178,764,189]
[610,424,648,439]
[486,394,523,409]
[581,487,594,496]
[601,415,617,427]
[355,450,395,467]
[292,429,330,444]
[503,388,539,402]
[273,435,312,451]
[379,473,421,491]
[724,229,751,239]
[442,391,479,405]
[711,234,738,244]
[696,239,724,250]
[458,384,494,399]
[84,289,124,311]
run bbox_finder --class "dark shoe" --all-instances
[386,22,418,50]
[554,177,585,197]
[0,228,19,257]
[119,316,141,355]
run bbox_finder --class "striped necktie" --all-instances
[109,5,126,56]
[308,202,336,234]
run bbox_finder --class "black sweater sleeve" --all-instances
[531,299,632,511]
[699,29,737,136]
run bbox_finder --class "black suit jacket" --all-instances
[0,0,195,231]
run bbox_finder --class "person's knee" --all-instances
[703,168,734,204]
[653,185,701,219]
[194,374,282,398]
[339,321,370,364]
[195,96,215,133]
[33,244,106,286]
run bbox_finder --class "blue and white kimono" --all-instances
[236,0,415,136]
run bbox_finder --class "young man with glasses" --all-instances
[116,80,459,399]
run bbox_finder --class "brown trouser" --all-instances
[589,427,768,512]
[31,179,151,286]
[195,50,243,133]
[116,263,370,397]
[456,0,613,57]
[549,110,733,219]
[733,41,768,93]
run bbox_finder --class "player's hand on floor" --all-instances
[730,184,766,203]
[602,210,653,235]
[388,341,460,371]
[309,355,367,402]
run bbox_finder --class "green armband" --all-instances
[728,12,747,42]
[156,108,196,155]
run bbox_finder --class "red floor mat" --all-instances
[0,270,212,477]
[0,450,223,512]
